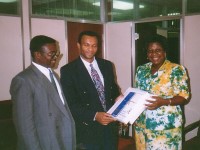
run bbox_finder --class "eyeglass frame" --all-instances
[40,51,60,59]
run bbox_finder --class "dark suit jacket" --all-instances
[60,57,120,145]
[10,64,76,150]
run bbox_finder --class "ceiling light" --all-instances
[0,0,16,2]
[113,1,133,10]
[93,1,133,10]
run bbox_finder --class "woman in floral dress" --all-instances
[134,35,190,150]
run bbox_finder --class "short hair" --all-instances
[77,31,100,44]
[145,34,168,52]
[30,35,56,58]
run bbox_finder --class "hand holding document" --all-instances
[107,87,155,124]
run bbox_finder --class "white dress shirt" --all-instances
[32,62,65,104]
[80,56,104,86]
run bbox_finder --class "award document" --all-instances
[107,87,155,124]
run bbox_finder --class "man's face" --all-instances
[35,43,59,68]
[77,35,98,63]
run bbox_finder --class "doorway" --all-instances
[135,19,180,69]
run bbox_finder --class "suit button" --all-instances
[86,104,90,106]
[49,113,52,116]
[83,122,88,126]
[83,91,86,94]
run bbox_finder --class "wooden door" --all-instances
[67,22,103,62]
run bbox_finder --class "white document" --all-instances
[107,87,155,124]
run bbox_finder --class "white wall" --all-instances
[105,22,133,93]
[31,18,67,76]
[184,15,200,140]
[0,16,23,100]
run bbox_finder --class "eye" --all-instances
[83,43,89,47]
[48,52,55,56]
[92,45,97,48]
[156,49,162,53]
[147,49,163,54]
[147,49,153,53]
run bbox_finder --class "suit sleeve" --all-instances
[10,76,42,150]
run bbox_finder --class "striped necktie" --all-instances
[49,69,58,92]
[90,64,106,111]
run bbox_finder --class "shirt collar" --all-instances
[32,62,51,79]
[80,56,97,69]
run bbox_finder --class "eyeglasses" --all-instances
[42,51,60,59]
[147,49,164,54]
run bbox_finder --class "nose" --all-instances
[88,45,93,50]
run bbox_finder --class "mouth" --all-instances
[149,56,159,61]
[152,57,159,61]
[86,52,94,58]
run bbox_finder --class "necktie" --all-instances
[90,64,106,111]
[49,69,58,92]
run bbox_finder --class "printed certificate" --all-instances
[107,87,154,124]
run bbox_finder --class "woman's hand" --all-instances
[145,96,166,110]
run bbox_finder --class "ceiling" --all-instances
[0,0,200,21]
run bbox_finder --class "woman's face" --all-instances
[147,42,166,68]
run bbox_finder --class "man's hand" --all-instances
[115,94,124,102]
[95,112,116,125]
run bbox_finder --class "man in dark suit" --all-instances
[60,31,121,150]
[10,35,76,150]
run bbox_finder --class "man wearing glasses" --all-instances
[10,35,76,150]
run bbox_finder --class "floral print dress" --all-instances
[134,60,190,150]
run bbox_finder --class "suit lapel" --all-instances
[76,58,104,108]
[30,65,71,119]
[77,58,96,88]
[96,59,108,88]
[55,76,74,119]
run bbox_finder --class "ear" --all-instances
[34,51,41,59]
[77,42,80,49]
[77,42,81,54]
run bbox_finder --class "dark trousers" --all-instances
[76,126,118,150]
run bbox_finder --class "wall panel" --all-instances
[184,15,200,140]
[31,18,67,76]
[105,22,133,93]
[0,16,23,100]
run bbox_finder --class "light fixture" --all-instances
[93,0,133,10]
[93,1,145,10]
[0,0,16,2]
[112,1,133,10]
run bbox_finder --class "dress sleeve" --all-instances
[171,65,190,100]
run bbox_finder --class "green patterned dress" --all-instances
[134,60,190,150]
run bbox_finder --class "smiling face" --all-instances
[77,35,98,63]
[147,42,166,69]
